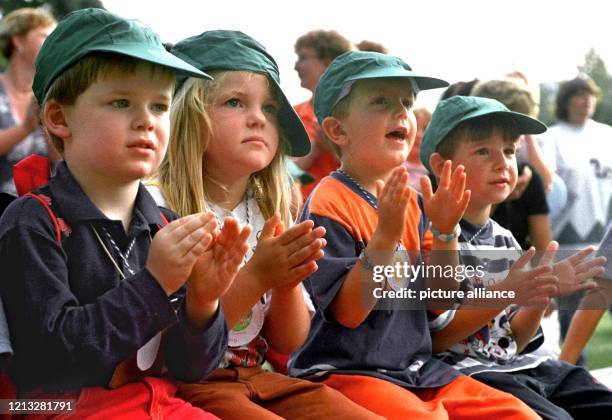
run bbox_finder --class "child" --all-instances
[420,95,612,419]
[0,9,250,418]
[288,50,539,419]
[154,30,382,419]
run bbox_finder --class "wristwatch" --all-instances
[430,223,461,242]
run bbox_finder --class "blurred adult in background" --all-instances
[293,30,353,199]
[0,8,56,195]
[543,77,612,366]
[543,77,612,244]
[355,39,387,54]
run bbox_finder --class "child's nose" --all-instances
[133,108,155,131]
[247,106,266,127]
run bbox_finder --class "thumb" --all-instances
[538,241,559,267]
[375,179,385,199]
[260,213,280,240]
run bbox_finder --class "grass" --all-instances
[586,310,612,369]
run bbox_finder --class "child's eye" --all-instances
[504,148,516,156]
[111,99,129,108]
[225,98,242,108]
[151,103,169,113]
[476,148,489,156]
[401,98,414,109]
[263,103,278,115]
[372,97,387,105]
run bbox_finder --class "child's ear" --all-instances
[43,100,71,140]
[321,116,349,148]
[429,152,447,178]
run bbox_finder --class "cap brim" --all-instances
[91,44,212,80]
[462,109,547,135]
[346,67,449,91]
[271,79,311,157]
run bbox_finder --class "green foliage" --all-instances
[580,48,612,126]
[538,48,612,126]
[587,310,612,369]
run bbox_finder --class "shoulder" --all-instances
[488,219,522,250]
[0,193,61,241]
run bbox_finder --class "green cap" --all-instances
[32,8,211,105]
[171,30,311,157]
[420,96,547,171]
[314,51,449,125]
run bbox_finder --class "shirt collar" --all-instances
[49,161,164,227]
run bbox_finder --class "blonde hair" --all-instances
[0,7,55,59]
[42,52,174,154]
[156,70,294,228]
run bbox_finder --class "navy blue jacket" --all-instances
[0,162,227,392]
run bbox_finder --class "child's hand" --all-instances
[372,166,411,246]
[421,160,470,234]
[245,213,326,292]
[146,212,216,295]
[493,247,558,307]
[552,245,605,297]
[188,217,251,303]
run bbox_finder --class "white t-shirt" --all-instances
[540,120,612,242]
[146,185,314,367]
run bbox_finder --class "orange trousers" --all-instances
[323,373,541,420]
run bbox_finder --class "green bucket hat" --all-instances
[314,51,449,125]
[419,95,547,172]
[171,30,311,157]
[32,8,211,105]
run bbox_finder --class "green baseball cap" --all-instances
[171,30,311,157]
[419,96,547,171]
[314,51,449,125]
[32,8,211,105]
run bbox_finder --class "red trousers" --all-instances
[22,377,215,420]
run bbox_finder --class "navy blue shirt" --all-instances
[0,162,227,393]
[289,172,458,389]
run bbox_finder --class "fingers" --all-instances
[566,245,595,266]
[450,165,466,199]
[538,241,559,267]
[438,160,452,190]
[278,219,315,245]
[420,175,433,200]
[285,226,326,254]
[287,238,326,267]
[260,213,280,240]
[512,247,536,270]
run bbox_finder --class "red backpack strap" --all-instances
[158,211,169,226]
[13,155,51,196]
[24,191,62,246]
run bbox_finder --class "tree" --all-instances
[579,48,612,126]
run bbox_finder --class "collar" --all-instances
[331,170,378,210]
[48,161,164,227]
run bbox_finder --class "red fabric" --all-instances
[22,377,217,420]
[294,101,339,199]
[265,348,289,375]
[0,371,16,420]
[13,155,50,197]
